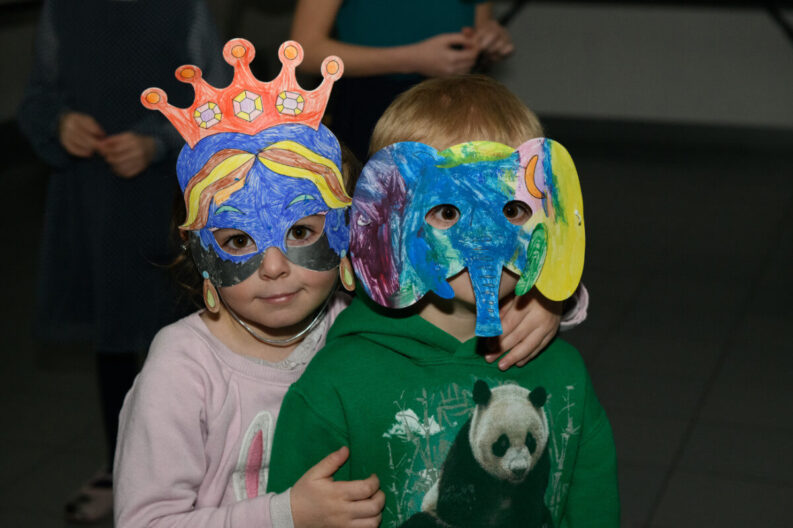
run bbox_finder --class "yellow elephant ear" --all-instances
[534,140,585,301]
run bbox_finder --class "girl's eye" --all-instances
[286,215,325,247]
[230,235,249,249]
[287,225,320,246]
[212,229,257,255]
[502,201,532,225]
[425,204,461,230]
[289,225,311,241]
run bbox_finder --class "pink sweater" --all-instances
[114,294,350,528]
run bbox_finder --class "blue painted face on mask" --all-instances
[177,124,351,287]
[351,139,585,337]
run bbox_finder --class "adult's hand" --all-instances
[59,112,106,158]
[474,19,515,63]
[98,132,156,179]
[409,32,479,77]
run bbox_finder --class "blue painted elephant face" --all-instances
[177,124,351,287]
[351,139,585,337]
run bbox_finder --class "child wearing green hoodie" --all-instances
[268,75,618,527]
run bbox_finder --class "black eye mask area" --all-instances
[189,230,340,288]
[279,213,341,271]
[189,232,263,288]
[283,231,340,272]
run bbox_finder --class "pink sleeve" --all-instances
[113,326,290,528]
[560,283,589,332]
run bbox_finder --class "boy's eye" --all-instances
[502,201,532,225]
[213,229,257,256]
[286,214,326,247]
[425,204,460,230]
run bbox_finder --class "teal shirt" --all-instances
[268,296,619,527]
[336,0,481,47]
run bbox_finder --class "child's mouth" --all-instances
[261,292,298,304]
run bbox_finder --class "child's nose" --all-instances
[259,247,290,279]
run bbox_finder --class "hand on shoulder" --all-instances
[485,289,562,370]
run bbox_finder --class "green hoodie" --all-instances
[268,295,619,528]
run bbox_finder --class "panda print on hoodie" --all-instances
[397,380,554,528]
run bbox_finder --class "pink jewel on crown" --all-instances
[141,38,343,148]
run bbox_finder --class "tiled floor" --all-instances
[2,136,790,527]
[561,143,793,527]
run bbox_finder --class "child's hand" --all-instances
[486,290,562,370]
[97,132,156,178]
[291,446,385,528]
[58,112,105,158]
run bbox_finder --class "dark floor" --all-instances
[564,140,793,527]
[1,135,791,527]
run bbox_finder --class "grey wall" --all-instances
[492,3,793,130]
[3,2,792,131]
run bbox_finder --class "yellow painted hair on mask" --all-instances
[180,141,352,231]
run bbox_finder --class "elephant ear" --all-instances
[349,152,405,306]
[351,142,447,308]
[515,139,585,301]
[389,142,455,306]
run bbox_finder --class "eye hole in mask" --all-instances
[286,214,326,247]
[502,200,532,226]
[212,228,258,256]
[282,213,340,272]
[425,204,461,230]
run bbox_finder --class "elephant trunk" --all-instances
[468,262,505,337]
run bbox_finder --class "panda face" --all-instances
[469,381,549,484]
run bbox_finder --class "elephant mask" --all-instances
[350,138,584,337]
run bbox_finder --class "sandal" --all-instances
[64,468,114,523]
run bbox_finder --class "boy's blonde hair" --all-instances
[370,75,543,154]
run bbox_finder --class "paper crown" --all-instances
[141,38,343,148]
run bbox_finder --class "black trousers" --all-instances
[96,350,139,470]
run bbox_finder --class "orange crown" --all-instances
[141,39,343,148]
